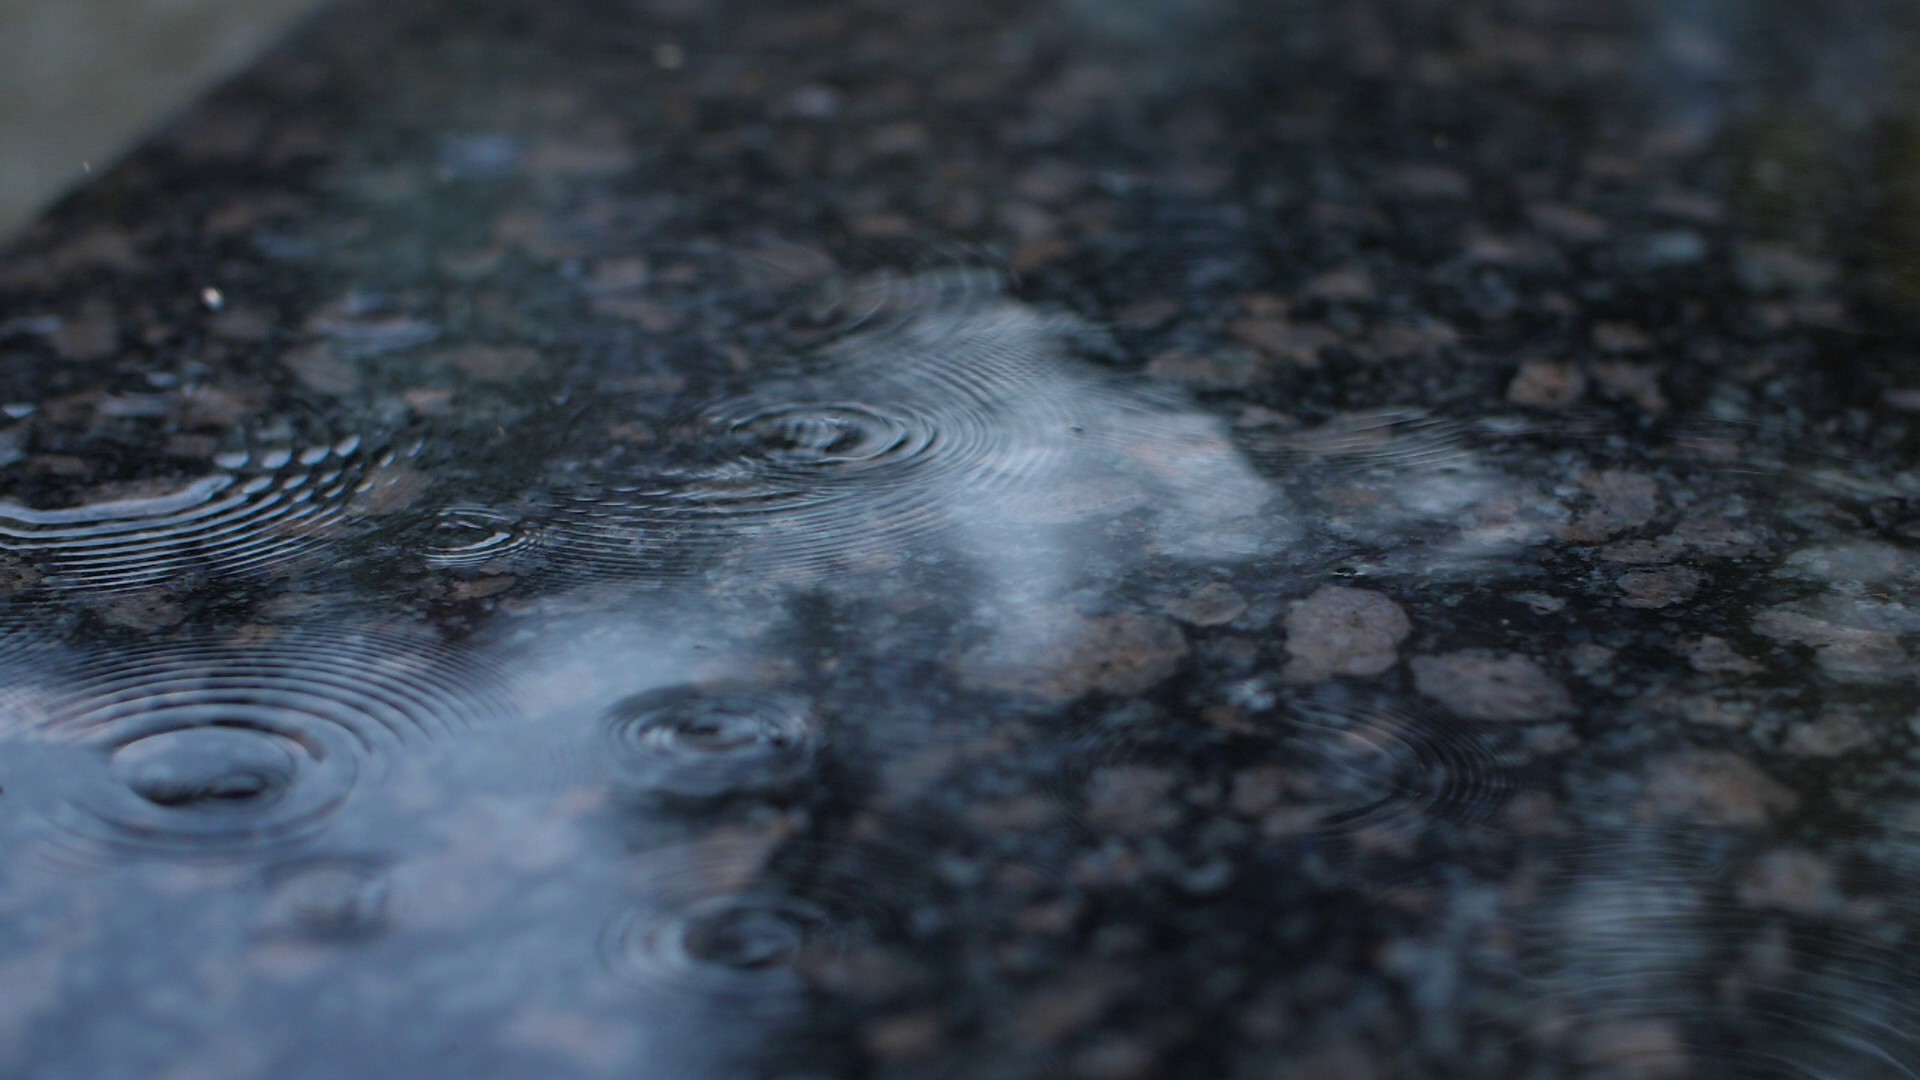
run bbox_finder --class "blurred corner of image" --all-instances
[0,0,322,238]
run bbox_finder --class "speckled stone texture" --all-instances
[2,0,1920,1077]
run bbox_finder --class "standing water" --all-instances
[3,0,1920,1076]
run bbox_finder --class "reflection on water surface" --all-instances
[5,0,1920,1076]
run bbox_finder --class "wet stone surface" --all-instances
[3,0,1920,1076]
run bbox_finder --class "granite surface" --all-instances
[2,0,1920,1077]
[0,0,323,233]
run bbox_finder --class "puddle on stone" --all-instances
[6,0,1920,1075]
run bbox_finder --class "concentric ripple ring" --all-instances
[34,630,508,860]
[531,302,1101,580]
[604,893,830,1007]
[1271,693,1513,834]
[422,506,545,570]
[601,684,818,798]
[0,436,375,591]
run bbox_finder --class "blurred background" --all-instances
[0,0,322,237]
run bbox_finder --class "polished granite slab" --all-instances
[2,0,1919,1076]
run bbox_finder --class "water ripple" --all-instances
[1234,685,1515,836]
[0,435,376,592]
[1243,408,1561,476]
[422,506,546,571]
[29,629,507,861]
[603,892,830,1002]
[1524,829,1920,1079]
[432,296,1102,583]
[595,834,923,1016]
[600,684,819,800]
